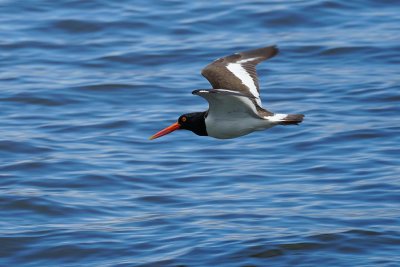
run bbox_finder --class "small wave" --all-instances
[52,19,103,33]
[0,141,52,154]
[1,193,75,216]
[0,41,63,50]
[319,46,378,56]
[74,83,140,91]
[0,93,78,106]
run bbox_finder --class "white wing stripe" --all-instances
[226,63,261,105]
[237,57,260,64]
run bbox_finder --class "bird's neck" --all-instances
[189,111,208,136]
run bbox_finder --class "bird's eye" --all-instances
[181,116,187,122]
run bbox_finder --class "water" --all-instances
[1,1,400,266]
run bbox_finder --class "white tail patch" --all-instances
[265,113,288,121]
[226,63,261,105]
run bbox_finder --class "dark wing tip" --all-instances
[192,89,203,95]
[192,89,213,95]
[240,45,279,61]
[270,45,279,57]
[217,45,279,65]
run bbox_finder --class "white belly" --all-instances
[205,115,275,139]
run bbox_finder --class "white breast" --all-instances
[205,114,275,139]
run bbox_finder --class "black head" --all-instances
[178,112,207,136]
[149,111,207,140]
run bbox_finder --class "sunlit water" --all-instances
[1,1,399,266]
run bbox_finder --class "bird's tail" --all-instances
[267,113,304,125]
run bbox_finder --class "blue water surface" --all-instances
[1,1,400,266]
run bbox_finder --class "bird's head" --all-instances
[149,112,207,140]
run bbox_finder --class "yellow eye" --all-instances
[181,116,187,122]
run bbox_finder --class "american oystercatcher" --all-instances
[149,45,304,140]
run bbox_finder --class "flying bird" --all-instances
[149,45,304,140]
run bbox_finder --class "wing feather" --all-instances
[201,45,278,105]
[192,89,273,119]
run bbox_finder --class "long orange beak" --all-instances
[149,122,181,140]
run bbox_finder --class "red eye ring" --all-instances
[181,117,187,122]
